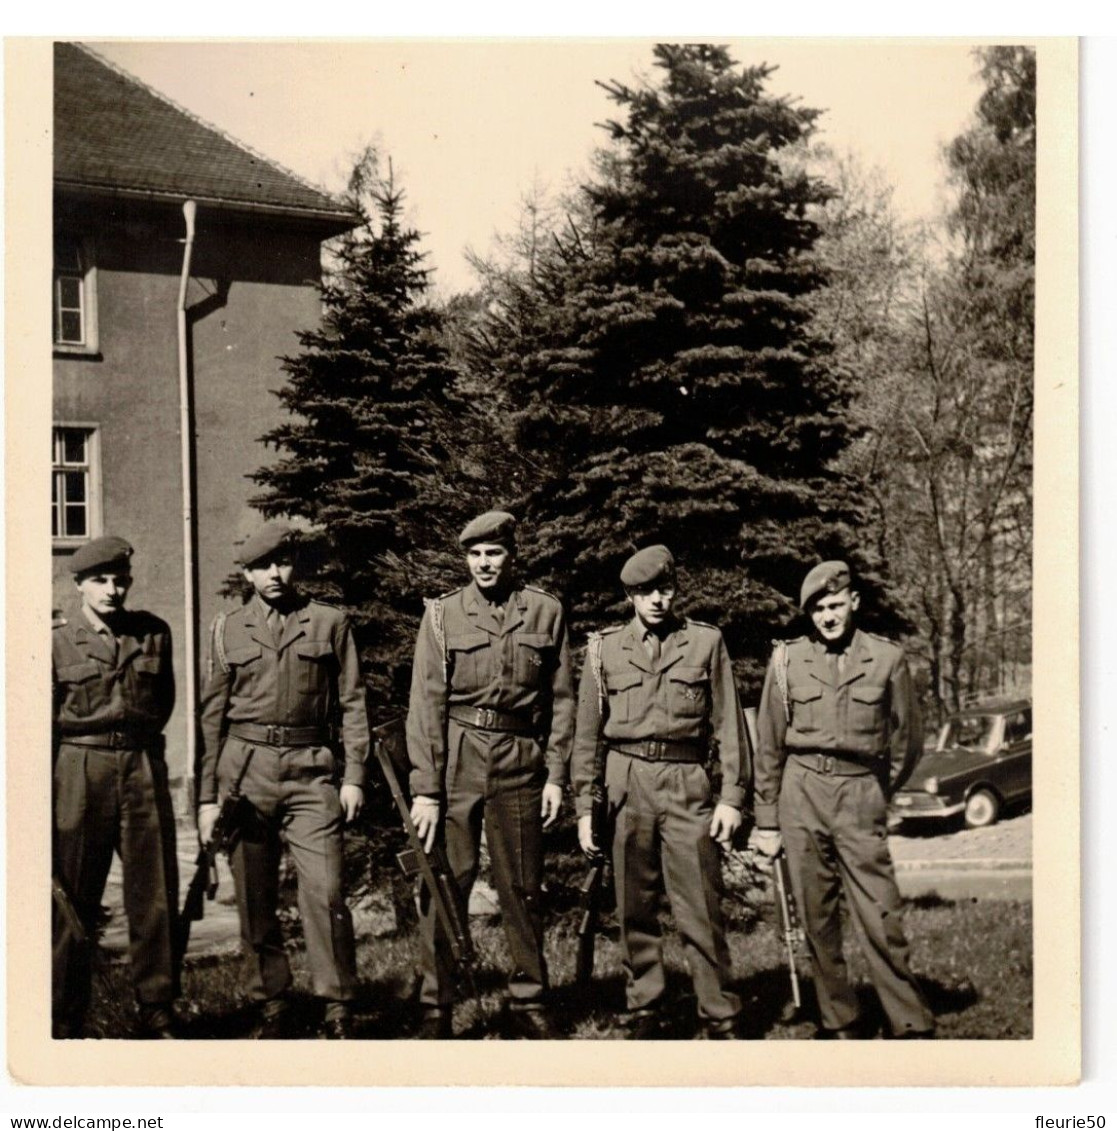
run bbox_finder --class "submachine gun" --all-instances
[175,751,253,963]
[371,713,476,998]
[575,755,610,986]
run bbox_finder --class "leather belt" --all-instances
[61,730,152,751]
[609,739,706,764]
[793,752,877,776]
[227,723,329,747]
[447,705,536,735]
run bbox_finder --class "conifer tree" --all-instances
[471,45,886,691]
[250,149,464,700]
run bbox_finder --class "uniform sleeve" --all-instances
[709,633,748,810]
[543,603,575,786]
[571,653,604,817]
[753,654,789,828]
[405,603,448,799]
[197,617,233,807]
[334,615,369,790]
[886,651,922,794]
[155,623,176,732]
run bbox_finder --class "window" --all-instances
[53,236,98,353]
[1003,709,1032,744]
[52,426,101,543]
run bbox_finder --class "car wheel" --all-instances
[964,788,1000,829]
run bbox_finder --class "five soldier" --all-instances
[52,527,937,1042]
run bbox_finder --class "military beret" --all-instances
[620,545,676,589]
[238,522,297,567]
[800,560,853,610]
[459,510,517,548]
[70,535,133,576]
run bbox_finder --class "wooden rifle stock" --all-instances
[773,847,802,1011]
[371,714,477,997]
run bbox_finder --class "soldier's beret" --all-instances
[69,535,133,576]
[459,510,517,548]
[238,522,297,567]
[620,545,676,589]
[800,560,853,609]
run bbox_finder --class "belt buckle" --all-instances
[649,739,664,760]
[822,755,835,774]
[267,724,281,746]
[480,708,496,730]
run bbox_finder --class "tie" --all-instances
[646,632,662,666]
[267,607,286,646]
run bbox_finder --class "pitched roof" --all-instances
[54,42,357,229]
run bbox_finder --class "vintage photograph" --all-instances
[16,36,1077,1085]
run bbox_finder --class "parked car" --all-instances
[889,698,1032,829]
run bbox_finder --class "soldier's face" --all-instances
[75,570,132,618]
[809,588,860,642]
[467,542,512,591]
[243,553,295,603]
[629,583,676,628]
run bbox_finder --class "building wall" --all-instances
[53,196,329,786]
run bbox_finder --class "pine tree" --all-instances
[250,149,464,701]
[469,45,887,692]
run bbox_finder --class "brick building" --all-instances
[52,42,358,792]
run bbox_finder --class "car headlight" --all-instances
[924,777,939,795]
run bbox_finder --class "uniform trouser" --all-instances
[778,758,934,1035]
[608,752,740,1023]
[418,722,547,1012]
[218,737,356,1004]
[52,743,179,1031]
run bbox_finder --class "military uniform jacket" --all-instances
[753,628,922,827]
[198,595,369,804]
[571,616,749,816]
[406,581,574,798]
[52,609,174,742]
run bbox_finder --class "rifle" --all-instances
[772,848,803,1012]
[575,769,609,986]
[175,754,252,963]
[52,872,89,947]
[371,714,476,997]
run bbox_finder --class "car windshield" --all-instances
[938,715,999,754]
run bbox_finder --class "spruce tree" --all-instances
[250,149,463,702]
[474,45,885,691]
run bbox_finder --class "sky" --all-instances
[92,40,982,296]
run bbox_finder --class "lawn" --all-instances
[78,828,1032,1041]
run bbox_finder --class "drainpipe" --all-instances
[177,200,198,807]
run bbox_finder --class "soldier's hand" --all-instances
[577,814,599,858]
[411,795,441,853]
[709,803,742,847]
[340,784,364,823]
[197,803,221,846]
[541,783,563,828]
[750,827,782,858]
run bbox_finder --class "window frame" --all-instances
[53,235,99,356]
[51,423,102,548]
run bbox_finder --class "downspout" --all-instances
[177,200,198,805]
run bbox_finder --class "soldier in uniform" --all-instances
[52,536,180,1038]
[751,560,935,1039]
[406,510,574,1039]
[571,546,748,1040]
[197,523,369,1039]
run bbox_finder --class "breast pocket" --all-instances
[225,645,263,696]
[129,654,165,711]
[849,684,887,736]
[447,632,490,692]
[605,670,642,724]
[789,684,823,732]
[667,665,709,720]
[294,640,335,695]
[55,660,102,716]
[513,632,550,690]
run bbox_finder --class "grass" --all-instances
[78,828,1032,1040]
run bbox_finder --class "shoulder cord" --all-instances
[589,633,608,781]
[426,597,448,680]
[210,612,229,680]
[773,639,790,725]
